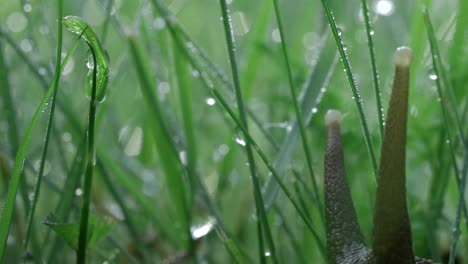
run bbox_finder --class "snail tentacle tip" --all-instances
[325,109,343,126]
[395,46,413,67]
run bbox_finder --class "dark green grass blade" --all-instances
[77,40,98,264]
[23,0,63,255]
[270,0,322,220]
[218,1,277,262]
[360,0,384,140]
[319,0,378,178]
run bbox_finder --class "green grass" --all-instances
[0,0,466,263]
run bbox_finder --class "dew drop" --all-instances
[152,17,166,30]
[75,188,83,196]
[271,28,281,43]
[205,97,216,106]
[235,137,246,147]
[231,11,250,36]
[23,4,32,13]
[7,12,28,33]
[429,73,438,80]
[20,39,33,53]
[374,0,394,16]
[336,27,343,36]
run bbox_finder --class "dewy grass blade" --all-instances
[271,0,322,218]
[263,45,339,212]
[0,20,82,261]
[209,87,326,259]
[61,16,110,263]
[424,11,468,223]
[319,0,378,178]
[0,28,83,134]
[424,11,468,263]
[218,1,277,262]
[63,16,110,103]
[0,59,52,260]
[361,0,384,140]
[23,0,63,255]
[423,11,466,151]
[133,2,326,257]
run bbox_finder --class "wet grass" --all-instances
[0,0,466,263]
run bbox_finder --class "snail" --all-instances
[324,47,436,264]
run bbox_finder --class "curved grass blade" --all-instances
[319,0,378,178]
[63,16,109,102]
[61,16,110,263]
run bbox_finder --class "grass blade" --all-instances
[0,48,59,261]
[361,0,384,140]
[218,1,277,262]
[270,0,322,219]
[319,0,378,178]
[23,0,63,256]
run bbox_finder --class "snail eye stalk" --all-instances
[324,47,434,264]
[324,110,368,264]
[371,46,414,264]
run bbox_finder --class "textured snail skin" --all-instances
[324,111,368,264]
[324,47,436,264]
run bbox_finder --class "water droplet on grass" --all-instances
[231,11,250,36]
[7,12,28,32]
[75,188,83,196]
[429,73,438,80]
[205,97,216,106]
[271,28,281,43]
[235,137,246,147]
[23,4,32,13]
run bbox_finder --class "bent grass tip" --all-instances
[63,16,109,102]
